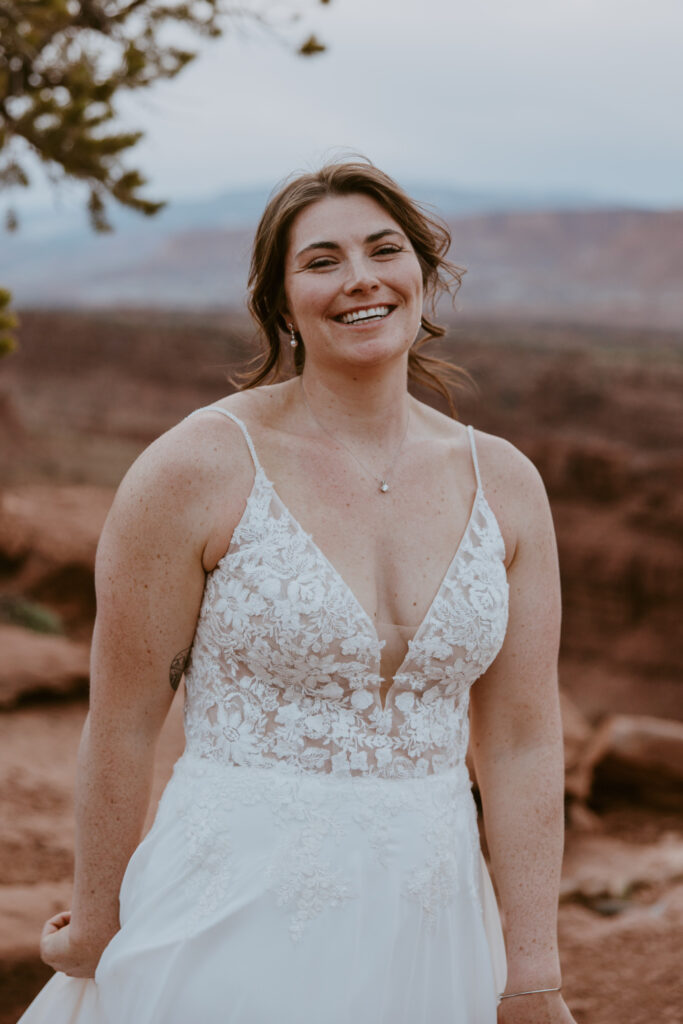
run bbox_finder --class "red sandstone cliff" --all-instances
[1,311,682,1023]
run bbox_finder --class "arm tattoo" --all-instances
[169,646,191,691]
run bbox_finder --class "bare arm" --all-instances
[41,416,236,976]
[469,445,573,1021]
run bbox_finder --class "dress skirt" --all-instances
[18,753,506,1024]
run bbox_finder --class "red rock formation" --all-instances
[577,715,683,809]
[0,486,113,634]
[0,625,90,708]
[1,311,682,1023]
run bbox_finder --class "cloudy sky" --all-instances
[24,0,683,209]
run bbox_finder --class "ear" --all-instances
[278,293,294,333]
[279,310,297,334]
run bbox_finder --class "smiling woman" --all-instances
[245,160,470,410]
[20,158,575,1024]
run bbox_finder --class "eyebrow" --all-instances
[295,228,404,260]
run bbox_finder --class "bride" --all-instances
[23,158,575,1023]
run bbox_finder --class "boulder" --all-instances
[0,486,113,630]
[0,486,110,568]
[575,714,683,808]
[561,832,683,901]
[0,625,90,708]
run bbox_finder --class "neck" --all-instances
[298,356,411,446]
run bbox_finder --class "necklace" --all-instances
[300,379,410,494]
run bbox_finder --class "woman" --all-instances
[20,160,575,1023]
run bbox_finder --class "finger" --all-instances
[41,911,71,938]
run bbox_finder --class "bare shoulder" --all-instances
[468,425,555,566]
[419,402,546,503]
[210,380,295,428]
[469,425,547,501]
[102,401,259,571]
[116,407,249,506]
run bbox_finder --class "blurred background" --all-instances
[1,1,682,1021]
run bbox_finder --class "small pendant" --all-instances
[379,481,389,493]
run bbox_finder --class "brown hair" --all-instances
[241,158,472,415]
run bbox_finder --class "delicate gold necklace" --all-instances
[300,379,410,494]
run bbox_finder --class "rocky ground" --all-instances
[1,312,682,1021]
[1,694,681,1024]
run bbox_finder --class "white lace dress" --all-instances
[19,408,510,1024]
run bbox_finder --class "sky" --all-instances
[16,0,683,210]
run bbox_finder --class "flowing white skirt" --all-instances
[18,754,506,1024]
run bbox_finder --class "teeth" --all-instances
[339,306,391,324]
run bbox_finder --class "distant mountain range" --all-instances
[2,186,682,329]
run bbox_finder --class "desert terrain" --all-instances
[1,309,682,1022]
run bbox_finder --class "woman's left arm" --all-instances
[469,444,576,1024]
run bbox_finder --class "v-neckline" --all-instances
[256,466,484,705]
[204,405,491,711]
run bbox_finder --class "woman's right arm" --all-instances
[40,416,240,977]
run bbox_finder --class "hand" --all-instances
[498,990,577,1023]
[40,910,111,979]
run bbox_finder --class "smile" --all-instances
[334,305,394,325]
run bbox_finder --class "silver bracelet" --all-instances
[499,985,562,1000]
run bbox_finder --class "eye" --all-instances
[306,256,338,269]
[373,245,403,257]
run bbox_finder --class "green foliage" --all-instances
[0,286,18,354]
[1,0,229,232]
[0,0,330,355]
[0,595,64,634]
[0,1,329,230]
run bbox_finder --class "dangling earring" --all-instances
[288,323,298,348]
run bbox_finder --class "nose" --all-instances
[342,253,380,295]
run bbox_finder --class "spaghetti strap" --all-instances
[466,424,483,492]
[186,405,263,473]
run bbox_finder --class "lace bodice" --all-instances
[182,407,509,779]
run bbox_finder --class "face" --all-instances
[282,193,424,370]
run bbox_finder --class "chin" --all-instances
[338,337,411,367]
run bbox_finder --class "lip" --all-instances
[332,304,396,325]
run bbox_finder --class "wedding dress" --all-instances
[18,407,510,1024]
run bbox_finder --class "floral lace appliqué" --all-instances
[183,470,509,781]
[172,755,477,942]
[174,409,509,942]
